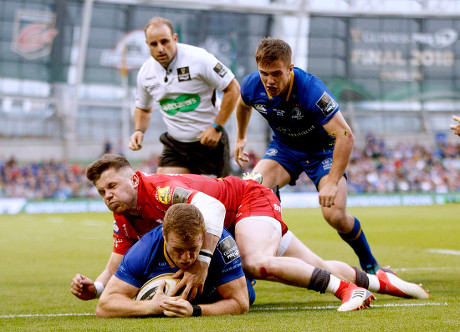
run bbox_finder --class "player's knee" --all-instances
[241,255,278,280]
[323,210,346,228]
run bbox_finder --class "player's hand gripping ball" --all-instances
[135,273,182,300]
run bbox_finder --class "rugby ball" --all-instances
[135,273,181,301]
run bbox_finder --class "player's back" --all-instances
[140,172,246,221]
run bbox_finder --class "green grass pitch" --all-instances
[1,204,459,331]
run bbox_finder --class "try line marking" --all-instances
[427,249,460,256]
[0,303,448,318]
[251,302,448,312]
[393,266,460,272]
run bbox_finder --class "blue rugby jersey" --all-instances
[240,67,339,153]
[115,225,249,304]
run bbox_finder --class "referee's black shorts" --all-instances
[158,130,231,177]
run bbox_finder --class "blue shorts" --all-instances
[247,277,256,305]
[262,139,342,188]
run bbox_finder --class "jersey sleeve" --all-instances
[114,248,146,289]
[303,75,340,126]
[114,231,159,289]
[240,73,254,106]
[134,60,155,110]
[112,216,137,255]
[213,231,245,286]
[199,51,235,92]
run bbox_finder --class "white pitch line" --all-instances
[393,266,460,272]
[0,313,93,319]
[251,302,448,312]
[0,303,448,318]
[427,249,460,256]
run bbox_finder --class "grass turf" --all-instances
[0,204,459,331]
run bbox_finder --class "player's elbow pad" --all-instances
[190,192,225,238]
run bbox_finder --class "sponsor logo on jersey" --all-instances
[113,220,119,234]
[217,236,240,264]
[157,186,171,205]
[254,104,267,114]
[113,238,123,248]
[266,148,278,156]
[322,158,333,170]
[122,224,129,237]
[177,66,192,82]
[160,94,201,116]
[274,108,285,116]
[213,62,228,77]
[276,125,315,137]
[316,92,338,117]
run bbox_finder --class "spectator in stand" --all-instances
[0,138,458,199]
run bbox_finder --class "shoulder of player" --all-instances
[212,230,240,262]
[138,57,159,73]
[293,67,329,99]
[293,67,318,86]
[128,227,163,256]
[241,72,263,94]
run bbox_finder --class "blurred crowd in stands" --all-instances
[1,134,459,199]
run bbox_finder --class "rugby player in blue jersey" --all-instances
[235,37,383,274]
[96,203,254,317]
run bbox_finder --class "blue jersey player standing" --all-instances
[235,37,382,274]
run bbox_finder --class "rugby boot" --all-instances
[376,268,430,299]
[242,171,263,184]
[336,282,375,312]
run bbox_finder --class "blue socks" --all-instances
[339,217,378,270]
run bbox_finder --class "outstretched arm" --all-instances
[161,276,249,317]
[96,277,171,318]
[71,252,123,300]
[171,192,225,300]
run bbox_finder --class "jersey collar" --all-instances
[135,171,145,214]
[163,243,176,268]
[165,45,180,72]
[266,70,295,101]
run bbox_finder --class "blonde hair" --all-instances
[163,204,206,242]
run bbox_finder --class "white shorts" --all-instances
[237,216,292,256]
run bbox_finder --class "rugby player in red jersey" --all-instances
[71,154,429,312]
